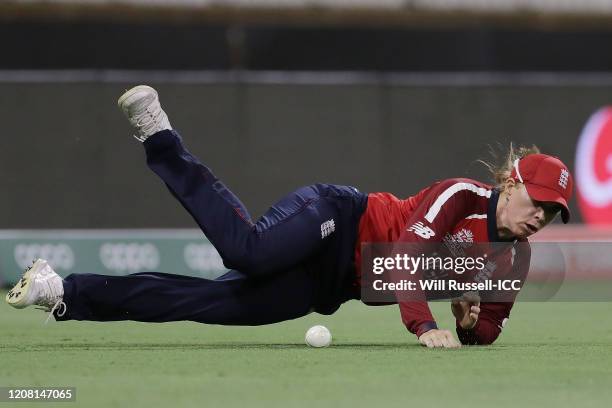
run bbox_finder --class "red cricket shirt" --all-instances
[355,178,531,345]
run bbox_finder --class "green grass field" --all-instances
[1,291,611,408]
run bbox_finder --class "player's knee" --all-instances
[221,250,272,276]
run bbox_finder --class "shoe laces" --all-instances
[134,105,166,142]
[31,274,66,324]
[43,300,67,325]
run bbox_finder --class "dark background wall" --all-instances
[3,21,612,71]
[1,80,606,227]
[3,13,611,228]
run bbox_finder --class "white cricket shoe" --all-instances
[6,259,66,322]
[117,85,172,142]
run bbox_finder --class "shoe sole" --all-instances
[5,260,44,309]
[117,85,158,111]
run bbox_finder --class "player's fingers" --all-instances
[450,306,461,320]
[419,335,434,348]
[431,335,444,348]
[469,312,478,320]
[439,334,452,348]
[452,300,468,313]
[451,303,464,319]
[444,332,461,348]
[437,331,456,349]
[471,305,481,314]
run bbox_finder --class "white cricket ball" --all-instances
[305,325,332,348]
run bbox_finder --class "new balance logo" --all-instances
[321,219,336,239]
[559,169,569,189]
[408,222,436,239]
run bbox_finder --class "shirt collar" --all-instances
[487,188,514,242]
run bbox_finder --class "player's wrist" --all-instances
[416,321,438,338]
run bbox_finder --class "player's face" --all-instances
[504,182,561,239]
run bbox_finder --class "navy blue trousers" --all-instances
[58,130,367,325]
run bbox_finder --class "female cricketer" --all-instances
[6,85,573,349]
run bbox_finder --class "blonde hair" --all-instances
[478,143,541,190]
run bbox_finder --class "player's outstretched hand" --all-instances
[418,329,461,348]
[451,291,481,330]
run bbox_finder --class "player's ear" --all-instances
[503,177,516,192]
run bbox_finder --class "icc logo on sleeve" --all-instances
[575,107,612,224]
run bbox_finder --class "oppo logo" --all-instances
[183,243,224,273]
[14,243,75,270]
[99,243,160,273]
[575,107,612,224]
